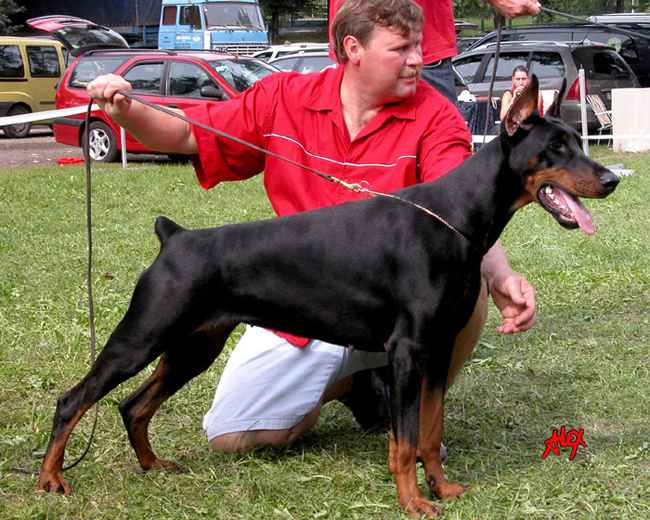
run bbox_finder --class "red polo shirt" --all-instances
[187,66,470,218]
[185,66,471,346]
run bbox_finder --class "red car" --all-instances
[28,16,277,162]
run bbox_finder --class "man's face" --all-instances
[357,25,423,104]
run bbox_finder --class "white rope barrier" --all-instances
[0,105,100,126]
[1,104,648,150]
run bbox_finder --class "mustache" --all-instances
[399,66,420,78]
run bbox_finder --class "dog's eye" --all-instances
[549,141,565,152]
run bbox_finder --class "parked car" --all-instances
[27,15,130,55]
[252,42,329,62]
[463,22,650,87]
[55,49,277,161]
[452,41,639,131]
[456,36,483,54]
[0,36,67,137]
[269,51,337,74]
[28,15,277,162]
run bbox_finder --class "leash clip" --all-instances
[334,178,370,194]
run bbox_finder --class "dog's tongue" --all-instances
[559,187,595,235]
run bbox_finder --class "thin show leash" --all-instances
[540,7,650,41]
[11,103,99,477]
[483,14,504,138]
[12,5,628,478]
[11,91,478,478]
[481,7,650,138]
[114,89,482,252]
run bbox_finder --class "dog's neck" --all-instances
[418,137,524,256]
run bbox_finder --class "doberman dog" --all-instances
[37,77,618,517]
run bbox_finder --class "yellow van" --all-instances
[0,37,66,138]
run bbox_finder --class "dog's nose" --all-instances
[600,170,620,193]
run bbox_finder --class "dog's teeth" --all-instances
[546,186,557,203]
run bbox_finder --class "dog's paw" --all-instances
[432,481,468,501]
[38,473,72,495]
[403,496,444,518]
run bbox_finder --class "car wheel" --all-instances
[2,105,32,138]
[83,121,119,162]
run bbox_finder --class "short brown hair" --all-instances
[331,0,424,64]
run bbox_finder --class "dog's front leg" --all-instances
[389,341,443,518]
[417,377,467,501]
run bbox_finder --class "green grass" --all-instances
[1,148,649,519]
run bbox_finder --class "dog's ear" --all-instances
[504,74,539,137]
[545,78,567,119]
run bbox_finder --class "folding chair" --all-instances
[540,89,558,116]
[586,94,613,143]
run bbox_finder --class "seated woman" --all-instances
[500,65,545,119]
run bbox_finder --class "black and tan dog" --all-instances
[37,78,618,517]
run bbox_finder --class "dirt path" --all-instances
[0,127,81,169]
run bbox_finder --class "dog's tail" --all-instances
[154,216,184,244]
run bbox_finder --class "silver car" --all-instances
[452,40,639,131]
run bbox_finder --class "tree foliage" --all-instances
[0,0,26,35]
[259,0,317,44]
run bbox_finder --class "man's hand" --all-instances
[489,272,537,334]
[484,0,542,19]
[87,74,133,119]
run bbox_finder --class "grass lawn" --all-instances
[1,147,648,519]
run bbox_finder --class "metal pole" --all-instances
[579,68,589,156]
[120,126,128,168]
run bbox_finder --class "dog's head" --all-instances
[501,75,619,234]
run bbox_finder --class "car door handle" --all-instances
[167,103,179,108]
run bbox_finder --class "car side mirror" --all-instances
[200,85,228,100]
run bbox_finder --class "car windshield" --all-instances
[572,48,633,79]
[68,56,130,88]
[203,2,265,30]
[208,58,275,92]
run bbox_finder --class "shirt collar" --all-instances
[306,66,419,122]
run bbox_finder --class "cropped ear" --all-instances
[504,74,539,137]
[545,78,567,119]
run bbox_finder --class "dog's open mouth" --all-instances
[538,184,595,235]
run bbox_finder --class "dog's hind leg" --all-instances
[38,265,217,494]
[118,323,236,472]
[38,326,178,494]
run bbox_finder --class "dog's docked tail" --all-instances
[155,216,184,244]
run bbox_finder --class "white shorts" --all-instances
[202,326,388,441]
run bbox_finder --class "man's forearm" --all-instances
[480,240,513,286]
[112,101,198,155]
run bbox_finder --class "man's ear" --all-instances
[343,35,362,65]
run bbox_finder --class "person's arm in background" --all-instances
[484,0,542,18]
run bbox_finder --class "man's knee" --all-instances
[209,429,293,453]
[446,280,489,389]
[208,403,323,453]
